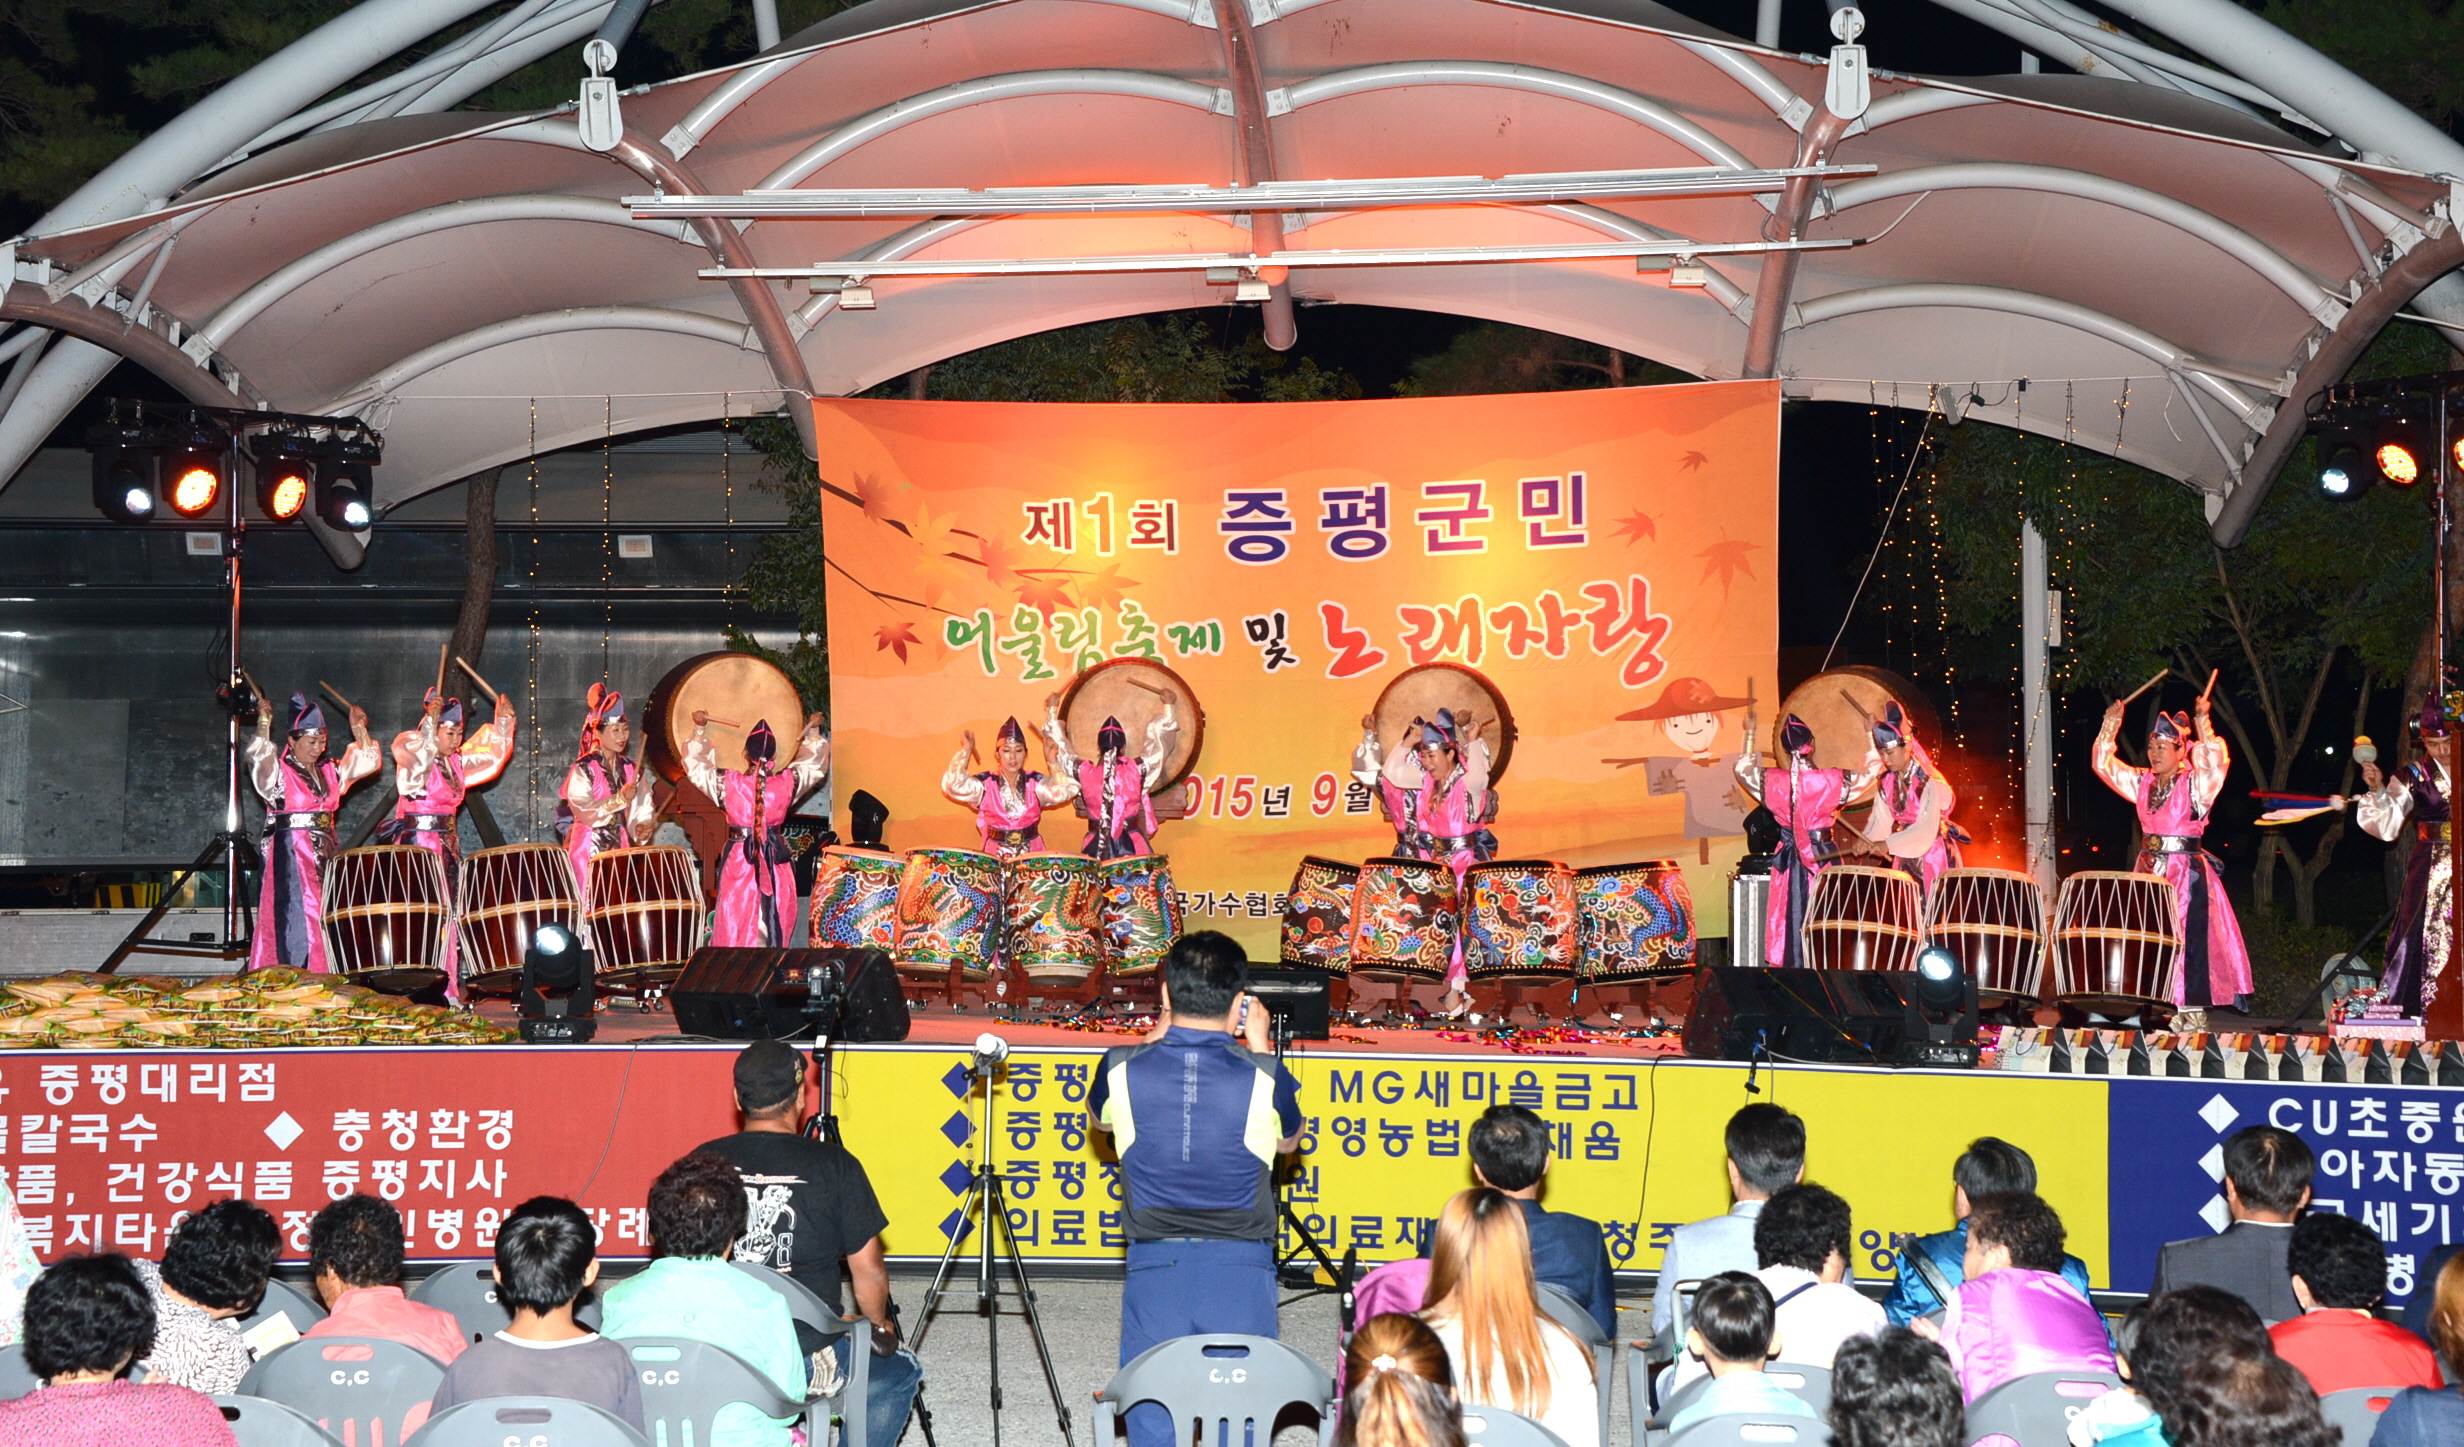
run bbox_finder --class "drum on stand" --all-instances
[1927,867,2047,1005]
[1576,860,1696,981]
[809,846,905,952]
[1769,666,1937,776]
[895,847,1003,981]
[642,651,806,781]
[1370,663,1518,783]
[456,844,579,999]
[1802,864,1923,973]
[1280,856,1360,971]
[1095,854,1180,977]
[322,845,450,995]
[1005,853,1103,986]
[1462,860,1577,981]
[1057,658,1206,796]
[583,846,705,998]
[2052,870,2180,1016]
[1347,857,1459,980]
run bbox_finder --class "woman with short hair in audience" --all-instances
[1827,1327,1964,1447]
[1419,1187,1599,1447]
[0,1254,235,1445]
[2370,1252,2464,1446]
[2128,1286,2333,1447]
[1914,1192,2113,1400]
[136,1198,281,1395]
[1336,1312,1465,1447]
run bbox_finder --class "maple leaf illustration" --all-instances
[1697,539,1760,598]
[905,502,958,559]
[1611,509,1657,546]
[1077,562,1139,613]
[974,532,1026,589]
[1678,451,1708,471]
[850,471,912,526]
[1015,573,1076,619]
[875,622,922,663]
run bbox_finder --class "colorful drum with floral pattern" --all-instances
[1347,856,1459,980]
[1463,859,1578,981]
[1576,859,1695,980]
[1096,854,1181,977]
[894,846,1003,979]
[1279,855,1359,972]
[809,845,905,952]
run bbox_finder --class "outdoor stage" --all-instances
[0,996,2455,1316]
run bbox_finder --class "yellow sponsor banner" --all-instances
[837,1044,2112,1289]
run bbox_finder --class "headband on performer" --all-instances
[1098,716,1126,756]
[579,683,625,758]
[1871,700,1908,750]
[1781,713,1816,758]
[288,692,326,736]
[2150,710,2189,743]
[995,715,1026,748]
[1420,708,1459,752]
[424,688,464,729]
[744,719,777,767]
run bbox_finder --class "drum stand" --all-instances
[911,1052,1077,1447]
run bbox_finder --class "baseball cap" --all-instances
[734,1039,804,1110]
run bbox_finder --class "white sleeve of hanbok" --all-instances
[1038,709,1082,805]
[563,765,625,831]
[1460,736,1492,802]
[1733,752,1766,802]
[457,707,515,789]
[2089,714,2143,802]
[786,726,830,800]
[394,719,439,797]
[1351,727,1385,791]
[2187,725,2229,816]
[942,745,986,807]
[1885,775,1953,858]
[335,735,382,788]
[245,712,284,804]
[2355,780,2413,843]
[1138,705,1178,792]
[683,727,727,806]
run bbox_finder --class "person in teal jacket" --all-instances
[1883,1138,2095,1324]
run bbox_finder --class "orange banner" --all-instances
[816,383,1779,956]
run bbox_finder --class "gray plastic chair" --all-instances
[237,1276,329,1339]
[1462,1404,1576,1447]
[0,1343,36,1401]
[1638,1363,1830,1445]
[1536,1281,1616,1447]
[406,1395,652,1446]
[407,1262,605,1348]
[1094,1333,1337,1447]
[1962,1368,2125,1447]
[725,1261,871,1447]
[2315,1384,2406,1446]
[213,1394,349,1447]
[238,1335,450,1447]
[1662,1412,1826,1446]
[622,1336,806,1447]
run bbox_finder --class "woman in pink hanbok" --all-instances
[2092,696,2254,1014]
[246,692,381,972]
[1351,707,1496,1008]
[1916,1192,2114,1402]
[1735,714,1879,967]
[375,689,515,994]
[1052,696,1178,859]
[941,711,1076,858]
[1860,701,1965,897]
[686,712,829,948]
[557,684,657,912]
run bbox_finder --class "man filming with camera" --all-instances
[1090,931,1305,1447]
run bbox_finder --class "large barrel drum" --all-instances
[643,651,805,781]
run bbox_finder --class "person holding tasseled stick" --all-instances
[375,688,516,997]
[558,684,658,914]
[2351,700,2456,1019]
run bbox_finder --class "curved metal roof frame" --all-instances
[1,0,2459,564]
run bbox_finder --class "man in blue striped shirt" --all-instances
[1091,930,1303,1447]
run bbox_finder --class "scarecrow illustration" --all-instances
[1608,676,1756,863]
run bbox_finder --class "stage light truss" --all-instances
[83,401,385,527]
[625,163,1881,220]
[699,235,1861,291]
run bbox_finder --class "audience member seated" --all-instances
[2267,1210,2440,1394]
[1419,1187,1599,1447]
[1916,1192,2114,1400]
[602,1153,806,1447]
[2131,1286,2334,1447]
[1667,1181,1883,1396]
[1466,1104,1616,1339]
[693,1039,922,1446]
[2067,1303,2163,1447]
[2150,1125,2311,1324]
[303,1194,467,1363]
[1336,1312,1465,1447]
[2401,1239,2461,1343]
[1885,1138,2094,1324]
[428,1197,644,1433]
[1664,1272,1824,1438]
[135,1197,279,1395]
[1826,1327,1964,1447]
[2369,1252,2464,1447]
[1650,1102,1805,1357]
[0,1253,235,1447]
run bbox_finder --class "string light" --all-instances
[602,396,614,684]
[526,397,541,838]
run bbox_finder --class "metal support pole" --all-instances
[2437,392,2462,1042]
[225,447,245,944]
[1755,0,1782,47]
[2021,519,2055,898]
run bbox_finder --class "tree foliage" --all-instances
[878,314,1361,404]
[1393,323,1691,396]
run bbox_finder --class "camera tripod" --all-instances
[910,1047,1077,1447]
[1266,1002,1349,1296]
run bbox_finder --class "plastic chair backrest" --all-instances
[1095,1333,1337,1447]
[621,1336,803,1447]
[1761,1364,1830,1418]
[1534,1281,1615,1447]
[1663,1413,1825,1445]
[0,1343,36,1401]
[2314,1384,2405,1446]
[239,1277,331,1340]
[721,1263,868,1447]
[1639,1363,1829,1443]
[723,1261,846,1342]
[408,1264,604,1345]
[1462,1403,1576,1447]
[239,1335,449,1447]
[213,1394,349,1447]
[1962,1368,2125,1447]
[405,1395,653,1447]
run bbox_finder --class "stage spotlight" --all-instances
[518,922,595,1043]
[2373,414,2426,487]
[250,437,313,522]
[163,446,225,518]
[90,447,156,523]
[315,453,374,531]
[2315,425,2371,500]
[1914,944,1966,1011]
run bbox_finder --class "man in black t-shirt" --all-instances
[694,1040,922,1445]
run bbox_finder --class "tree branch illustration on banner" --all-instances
[822,471,1100,638]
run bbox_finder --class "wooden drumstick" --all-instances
[2199,669,2218,705]
[2117,668,2170,708]
[1124,677,1173,698]
[454,656,500,701]
[433,642,448,699]
[318,679,357,712]
[701,716,743,730]
[1837,687,1875,728]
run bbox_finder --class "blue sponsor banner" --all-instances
[2110,1078,2464,1305]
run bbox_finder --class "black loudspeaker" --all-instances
[670,947,912,1042]
[1683,966,1977,1068]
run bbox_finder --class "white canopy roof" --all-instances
[5,0,2460,555]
